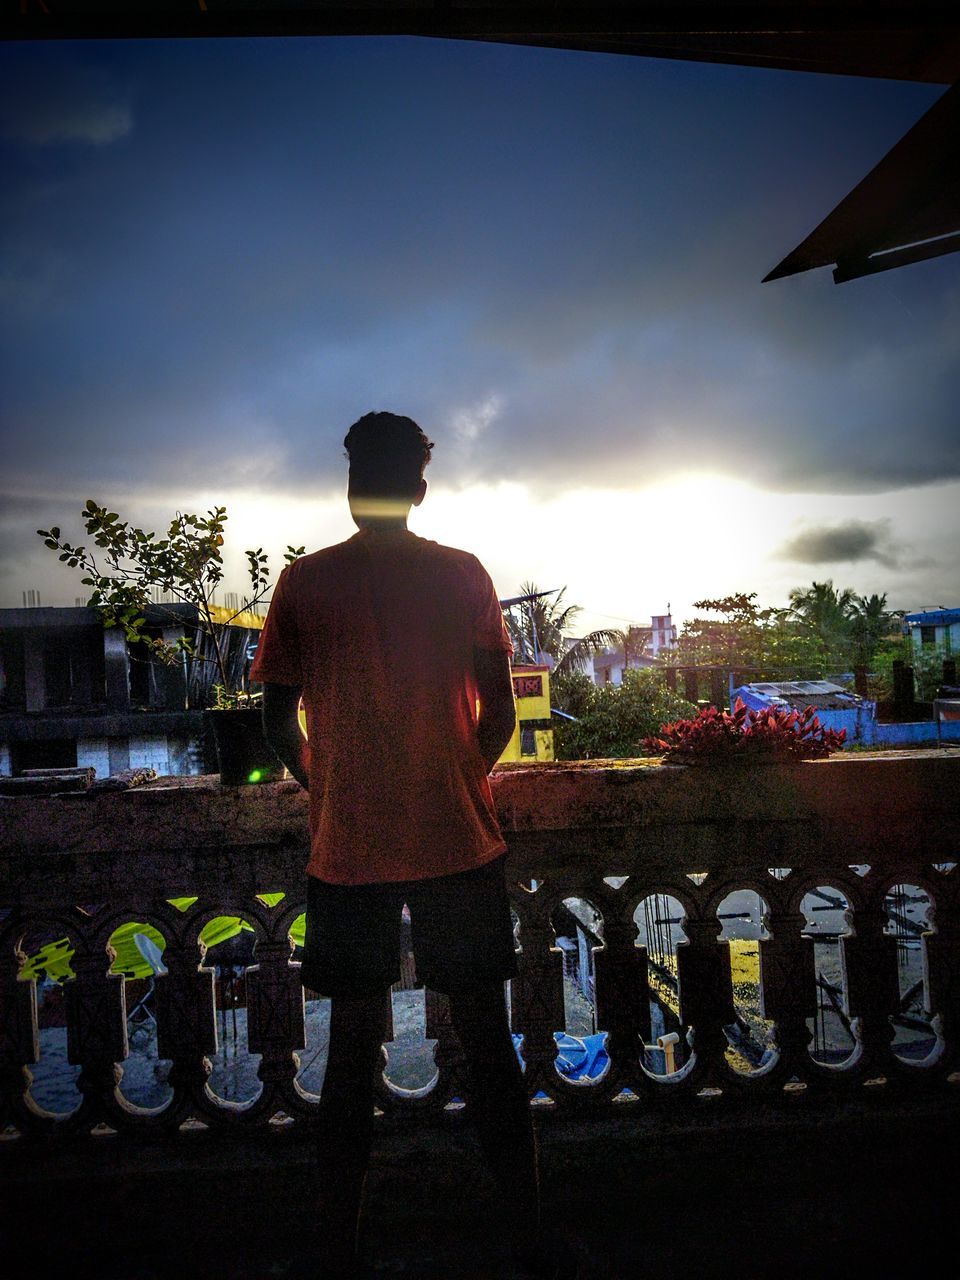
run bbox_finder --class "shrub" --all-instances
[642,698,846,763]
[552,669,696,760]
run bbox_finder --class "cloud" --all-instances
[0,48,132,147]
[778,520,900,569]
[0,38,955,510]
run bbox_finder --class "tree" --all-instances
[787,580,858,659]
[672,593,830,679]
[503,582,620,677]
[848,592,896,667]
[552,668,696,760]
[38,501,303,705]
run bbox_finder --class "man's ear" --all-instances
[412,478,427,507]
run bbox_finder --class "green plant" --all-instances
[672,592,832,680]
[552,668,696,759]
[504,581,621,676]
[38,500,303,704]
[642,698,846,763]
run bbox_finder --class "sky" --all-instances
[1,36,957,635]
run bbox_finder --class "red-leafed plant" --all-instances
[642,698,846,763]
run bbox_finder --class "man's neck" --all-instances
[350,497,414,532]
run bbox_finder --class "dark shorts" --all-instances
[300,854,518,999]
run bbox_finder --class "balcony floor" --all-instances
[6,1088,959,1279]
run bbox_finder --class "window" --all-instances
[920,626,937,647]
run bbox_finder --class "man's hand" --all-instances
[475,647,517,772]
[262,682,309,788]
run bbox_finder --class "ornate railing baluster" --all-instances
[246,937,305,1103]
[757,901,817,1085]
[511,891,565,1098]
[676,913,735,1089]
[64,934,127,1129]
[925,878,960,1077]
[154,934,217,1125]
[842,893,901,1080]
[424,987,468,1107]
[593,910,649,1092]
[0,919,37,1129]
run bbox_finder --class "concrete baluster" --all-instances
[64,943,127,1118]
[511,894,565,1096]
[593,915,650,1085]
[154,941,217,1106]
[676,915,735,1087]
[425,987,468,1104]
[246,939,305,1088]
[0,931,38,1126]
[757,908,817,1081]
[842,897,901,1078]
[924,884,960,1076]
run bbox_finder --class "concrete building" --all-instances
[0,604,263,779]
[904,607,960,654]
[733,678,960,747]
[585,613,675,686]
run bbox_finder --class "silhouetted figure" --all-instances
[255,412,554,1278]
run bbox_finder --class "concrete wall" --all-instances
[873,718,960,746]
[734,685,960,747]
[910,620,960,653]
[76,737,112,779]
[128,734,171,775]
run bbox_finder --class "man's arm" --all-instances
[262,682,309,788]
[475,647,517,772]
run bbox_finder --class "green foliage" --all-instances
[786,581,898,669]
[868,640,947,703]
[552,669,696,760]
[674,592,831,678]
[504,581,621,676]
[38,501,304,699]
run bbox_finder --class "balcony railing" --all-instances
[1,753,958,1141]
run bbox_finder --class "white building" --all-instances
[904,608,960,654]
[582,612,676,686]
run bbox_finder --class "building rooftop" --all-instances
[737,679,869,710]
[904,608,960,626]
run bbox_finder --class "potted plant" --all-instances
[38,501,304,785]
[642,697,846,765]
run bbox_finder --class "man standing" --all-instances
[252,413,550,1278]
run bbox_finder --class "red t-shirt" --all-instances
[249,528,513,885]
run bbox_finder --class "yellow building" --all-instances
[498,663,555,763]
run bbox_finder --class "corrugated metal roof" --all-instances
[904,609,960,626]
[739,680,869,710]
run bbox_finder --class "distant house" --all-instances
[734,680,876,743]
[734,678,960,747]
[903,608,960,654]
[583,612,676,686]
[0,604,263,779]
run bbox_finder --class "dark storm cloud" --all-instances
[778,520,900,569]
[0,38,954,504]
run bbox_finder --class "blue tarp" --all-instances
[512,1031,609,1080]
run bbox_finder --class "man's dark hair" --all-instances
[344,412,434,499]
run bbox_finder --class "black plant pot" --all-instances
[206,709,287,785]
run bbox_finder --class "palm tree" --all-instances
[502,582,621,677]
[849,592,894,666]
[788,580,857,656]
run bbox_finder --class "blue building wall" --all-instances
[732,686,960,747]
[872,718,960,746]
